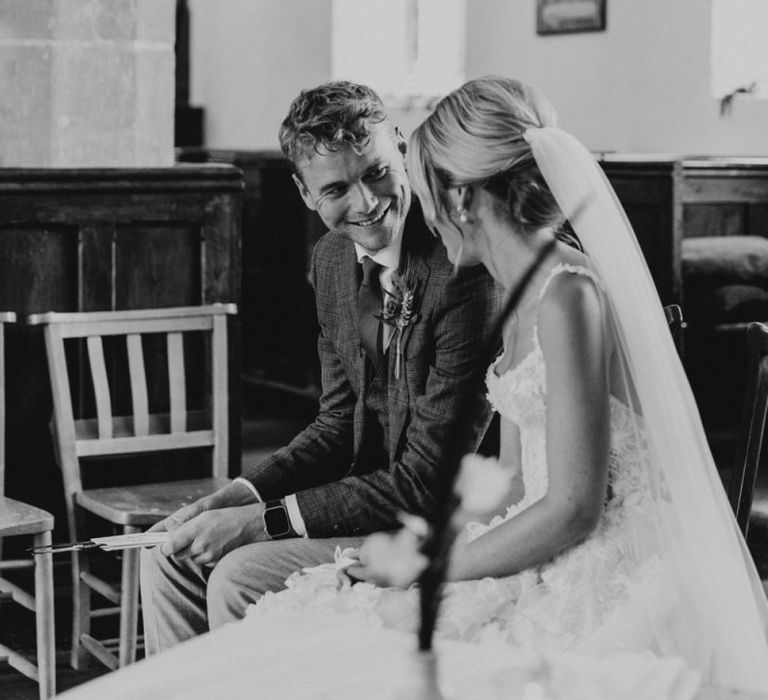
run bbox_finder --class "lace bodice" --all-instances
[471,264,651,542]
[445,264,659,651]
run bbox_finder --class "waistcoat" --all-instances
[356,353,391,469]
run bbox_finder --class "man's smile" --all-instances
[350,203,390,227]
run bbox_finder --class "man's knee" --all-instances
[140,544,211,652]
[205,544,281,627]
[207,549,243,605]
[140,544,207,596]
[207,544,282,600]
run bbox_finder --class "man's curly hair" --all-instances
[279,81,390,178]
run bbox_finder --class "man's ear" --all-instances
[292,173,317,211]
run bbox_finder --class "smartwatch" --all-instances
[262,499,293,539]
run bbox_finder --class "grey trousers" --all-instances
[140,536,364,655]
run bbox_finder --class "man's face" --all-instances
[293,122,411,253]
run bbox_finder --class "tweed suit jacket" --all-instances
[244,205,502,537]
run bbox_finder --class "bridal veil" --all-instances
[525,126,768,692]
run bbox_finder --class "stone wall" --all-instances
[0,0,175,167]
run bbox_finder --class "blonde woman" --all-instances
[399,75,768,691]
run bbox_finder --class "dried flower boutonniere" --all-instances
[379,271,421,379]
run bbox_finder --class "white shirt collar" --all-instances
[354,236,402,270]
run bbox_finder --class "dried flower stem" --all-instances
[417,239,556,651]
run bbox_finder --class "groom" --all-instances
[140,81,501,652]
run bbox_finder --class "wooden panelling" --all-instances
[0,227,80,315]
[681,158,768,241]
[599,158,683,308]
[683,204,746,239]
[114,223,200,309]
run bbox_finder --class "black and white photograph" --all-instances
[1,1,768,698]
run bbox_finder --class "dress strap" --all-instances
[537,263,603,301]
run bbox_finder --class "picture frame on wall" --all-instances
[536,0,606,35]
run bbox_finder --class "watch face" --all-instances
[264,503,291,538]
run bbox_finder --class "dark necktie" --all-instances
[358,256,384,363]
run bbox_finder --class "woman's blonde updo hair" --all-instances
[408,76,564,237]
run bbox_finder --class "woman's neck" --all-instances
[480,222,558,293]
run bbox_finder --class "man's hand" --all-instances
[159,503,269,566]
[148,481,259,534]
[148,499,206,534]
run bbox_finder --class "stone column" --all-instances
[0,0,175,167]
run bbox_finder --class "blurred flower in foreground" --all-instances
[333,455,512,590]
[357,524,429,589]
[454,453,513,513]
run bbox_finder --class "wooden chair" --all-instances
[728,322,768,537]
[0,312,56,699]
[27,304,236,671]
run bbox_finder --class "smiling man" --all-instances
[292,115,411,254]
[139,81,501,653]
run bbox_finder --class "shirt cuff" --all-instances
[284,494,308,537]
[233,477,263,503]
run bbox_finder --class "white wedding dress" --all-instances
[249,264,674,658]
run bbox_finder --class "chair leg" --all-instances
[33,531,56,699]
[118,525,140,667]
[70,547,90,670]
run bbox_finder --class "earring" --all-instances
[457,207,468,224]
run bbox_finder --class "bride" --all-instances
[248,76,768,693]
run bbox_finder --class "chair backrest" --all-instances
[728,321,768,536]
[0,311,16,501]
[27,305,236,502]
[663,303,685,352]
[663,304,683,329]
